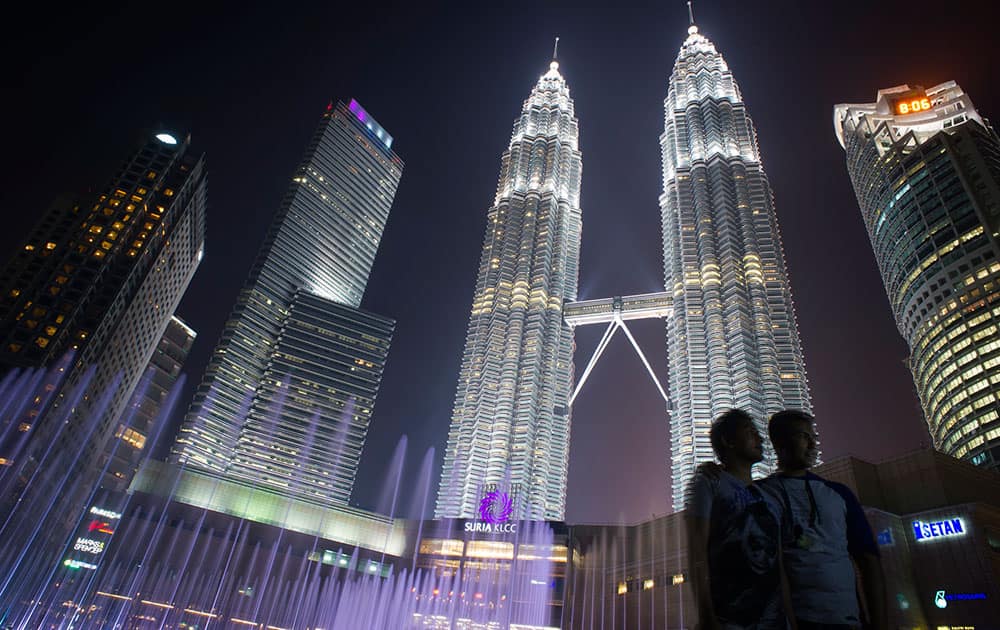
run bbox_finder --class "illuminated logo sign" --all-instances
[876,528,893,545]
[479,490,513,524]
[934,589,987,608]
[88,519,115,535]
[90,506,122,520]
[73,537,105,555]
[912,517,965,541]
[63,558,98,570]
[464,490,517,534]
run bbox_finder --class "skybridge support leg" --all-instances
[618,320,671,406]
[569,321,618,406]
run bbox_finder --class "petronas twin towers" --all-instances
[436,60,582,520]
[437,22,811,519]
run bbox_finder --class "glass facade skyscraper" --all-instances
[660,25,812,509]
[835,82,1000,471]
[436,59,583,520]
[174,100,401,506]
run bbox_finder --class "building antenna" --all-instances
[553,36,560,61]
[687,1,695,25]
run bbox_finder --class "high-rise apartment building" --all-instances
[0,130,206,495]
[835,82,1000,471]
[660,24,812,509]
[173,100,401,506]
[436,57,583,520]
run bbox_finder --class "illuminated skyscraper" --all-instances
[0,130,206,497]
[436,56,582,520]
[660,23,812,509]
[835,82,1000,471]
[173,100,401,506]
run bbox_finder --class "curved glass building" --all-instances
[660,24,812,509]
[835,82,1000,470]
[436,58,583,520]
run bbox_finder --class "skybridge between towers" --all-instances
[563,291,672,406]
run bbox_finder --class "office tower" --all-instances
[0,130,206,493]
[104,315,196,490]
[436,56,583,520]
[174,100,401,506]
[660,23,812,509]
[835,82,1000,471]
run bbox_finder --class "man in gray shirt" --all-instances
[757,410,887,630]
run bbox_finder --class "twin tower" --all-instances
[174,24,813,521]
[436,23,811,520]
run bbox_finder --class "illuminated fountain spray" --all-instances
[0,362,560,629]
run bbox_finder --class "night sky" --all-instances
[3,1,997,524]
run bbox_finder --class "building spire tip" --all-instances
[687,1,695,24]
[553,36,559,61]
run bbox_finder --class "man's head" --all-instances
[709,409,764,466]
[768,409,818,471]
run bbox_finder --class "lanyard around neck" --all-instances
[778,476,820,530]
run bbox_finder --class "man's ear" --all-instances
[719,433,734,452]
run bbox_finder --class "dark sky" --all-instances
[2,1,997,524]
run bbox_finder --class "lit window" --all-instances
[34,337,49,348]
[163,188,174,197]
[418,539,464,556]
[617,582,628,595]
[45,242,56,250]
[24,244,35,251]
[643,579,655,590]
[115,426,147,450]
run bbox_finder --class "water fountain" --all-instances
[0,360,563,629]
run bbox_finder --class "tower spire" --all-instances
[552,36,559,61]
[686,1,698,34]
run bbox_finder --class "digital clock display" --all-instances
[893,93,932,116]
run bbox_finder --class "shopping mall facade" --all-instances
[56,448,999,628]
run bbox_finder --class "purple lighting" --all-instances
[348,98,368,123]
[346,98,393,149]
[478,490,513,524]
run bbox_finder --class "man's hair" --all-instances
[768,409,814,450]
[709,409,753,463]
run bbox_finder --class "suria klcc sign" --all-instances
[464,490,517,533]
[912,517,966,541]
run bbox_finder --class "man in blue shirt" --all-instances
[686,409,791,629]
[757,410,887,630]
